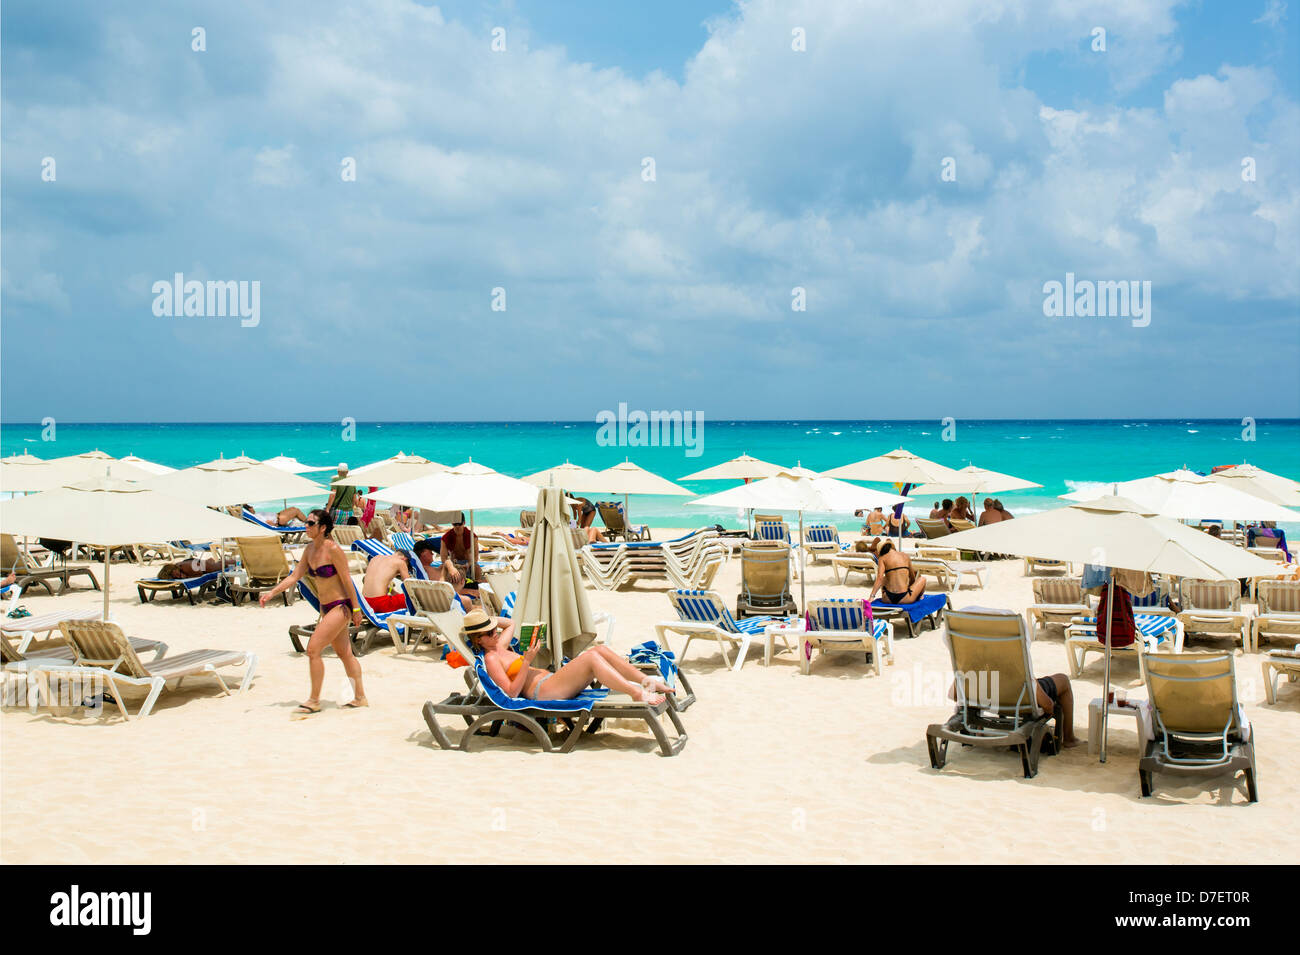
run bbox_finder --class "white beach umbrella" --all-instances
[263,455,334,474]
[145,458,325,507]
[0,476,277,618]
[1060,469,1300,522]
[450,458,496,475]
[514,486,595,669]
[1209,464,1300,508]
[334,453,448,488]
[589,460,693,521]
[523,461,604,488]
[1,451,43,464]
[690,472,910,609]
[943,496,1280,761]
[913,464,1042,498]
[823,448,963,547]
[1,456,157,492]
[120,454,176,475]
[369,469,539,538]
[785,461,820,478]
[679,453,785,482]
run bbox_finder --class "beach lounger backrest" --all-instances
[569,526,589,550]
[1181,579,1240,611]
[917,518,950,540]
[597,502,627,534]
[331,525,364,547]
[1,633,25,664]
[691,543,727,590]
[1,533,38,573]
[1032,576,1084,604]
[59,620,150,679]
[740,543,792,605]
[1257,580,1300,615]
[942,609,1039,718]
[807,598,867,632]
[404,579,459,616]
[485,570,519,612]
[949,518,976,533]
[1143,652,1239,736]
[390,531,416,552]
[668,589,742,633]
[754,519,790,544]
[805,523,838,545]
[235,536,290,583]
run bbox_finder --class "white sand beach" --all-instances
[3,528,1296,865]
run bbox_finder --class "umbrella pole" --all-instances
[798,511,806,612]
[1100,574,1114,763]
[103,554,111,621]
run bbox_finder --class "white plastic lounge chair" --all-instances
[1025,576,1090,637]
[655,589,791,670]
[1138,652,1257,802]
[1064,613,1183,681]
[829,551,878,586]
[1023,555,1071,576]
[1176,579,1254,652]
[803,598,892,676]
[1254,580,1300,654]
[57,620,256,721]
[386,579,464,654]
[1261,645,1300,705]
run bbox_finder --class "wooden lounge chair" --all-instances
[803,598,893,676]
[1254,579,1300,654]
[736,542,798,618]
[230,536,296,606]
[1025,576,1089,637]
[1261,645,1300,705]
[1176,579,1254,652]
[926,608,1063,779]
[1,532,100,597]
[421,612,687,756]
[1138,652,1257,802]
[597,502,649,541]
[57,620,256,721]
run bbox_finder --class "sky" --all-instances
[2,0,1298,423]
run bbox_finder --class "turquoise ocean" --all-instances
[2,419,1297,531]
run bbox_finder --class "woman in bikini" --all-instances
[866,539,927,604]
[463,609,672,704]
[259,508,369,716]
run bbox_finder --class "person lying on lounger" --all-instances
[361,551,413,602]
[866,539,926,604]
[243,504,310,527]
[464,608,672,705]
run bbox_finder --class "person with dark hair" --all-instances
[866,538,927,604]
[242,503,309,527]
[440,514,479,594]
[259,508,368,716]
[324,464,357,526]
[928,501,945,519]
[994,499,1014,520]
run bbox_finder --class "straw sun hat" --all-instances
[463,608,495,642]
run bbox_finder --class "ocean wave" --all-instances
[1063,480,1114,496]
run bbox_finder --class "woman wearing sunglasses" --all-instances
[260,508,368,716]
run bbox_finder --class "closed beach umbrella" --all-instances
[514,486,595,669]
[913,464,1042,498]
[146,458,324,507]
[263,455,334,474]
[943,496,1280,761]
[1209,464,1300,508]
[1061,468,1299,522]
[336,453,447,488]
[120,454,176,475]
[523,461,603,488]
[679,453,784,482]
[0,477,277,618]
[691,472,909,609]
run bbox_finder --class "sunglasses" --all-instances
[305,520,320,526]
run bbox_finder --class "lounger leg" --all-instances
[642,705,686,756]
[926,730,948,769]
[1261,661,1278,705]
[237,653,258,693]
[558,711,592,753]
[731,633,752,672]
[136,677,166,719]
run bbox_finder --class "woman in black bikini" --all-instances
[866,539,927,604]
[260,508,368,716]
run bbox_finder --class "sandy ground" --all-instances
[2,528,1297,864]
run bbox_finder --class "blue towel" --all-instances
[473,657,606,712]
[627,639,677,689]
[871,593,946,623]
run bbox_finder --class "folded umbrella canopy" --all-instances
[514,486,596,669]
[145,457,324,508]
[1060,468,1299,522]
[0,477,278,618]
[943,496,1281,761]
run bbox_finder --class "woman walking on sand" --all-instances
[259,508,368,716]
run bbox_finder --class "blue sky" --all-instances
[2,0,1298,423]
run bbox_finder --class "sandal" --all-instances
[292,702,321,718]
[342,699,369,709]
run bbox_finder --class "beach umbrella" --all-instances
[0,476,277,618]
[450,458,495,475]
[145,458,325,508]
[1060,468,1300,522]
[368,469,538,539]
[943,496,1280,761]
[1,456,157,492]
[912,464,1042,498]
[679,453,784,483]
[335,453,447,488]
[1209,464,1300,508]
[120,454,176,476]
[49,450,115,463]
[523,461,603,488]
[823,448,963,547]
[263,455,334,474]
[690,472,909,609]
[513,486,595,669]
[785,461,820,478]
[589,460,692,522]
[226,453,261,465]
[1,451,43,464]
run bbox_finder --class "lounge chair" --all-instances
[520,509,536,529]
[1064,613,1183,680]
[1254,580,1300,654]
[910,554,989,591]
[1,533,100,597]
[1,607,104,656]
[754,518,792,545]
[1261,645,1300,705]
[736,542,798,618]
[421,612,687,756]
[948,518,976,533]
[598,501,650,542]
[1138,652,1257,802]
[870,593,949,638]
[136,570,223,605]
[1025,576,1089,637]
[926,608,1063,779]
[287,574,406,655]
[241,510,307,542]
[1176,579,1254,652]
[802,523,848,563]
[483,570,518,619]
[3,621,165,675]
[655,589,789,671]
[915,518,950,541]
[829,551,878,586]
[385,579,465,654]
[57,620,256,721]
[803,598,892,676]
[1023,555,1071,576]
[229,536,296,606]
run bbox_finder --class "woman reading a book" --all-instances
[463,608,672,705]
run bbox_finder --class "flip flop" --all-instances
[292,702,321,719]
[342,700,369,709]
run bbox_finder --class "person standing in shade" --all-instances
[324,463,357,527]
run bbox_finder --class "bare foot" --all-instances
[1062,736,1081,748]
[633,687,666,705]
[646,679,676,695]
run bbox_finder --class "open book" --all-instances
[516,621,548,654]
